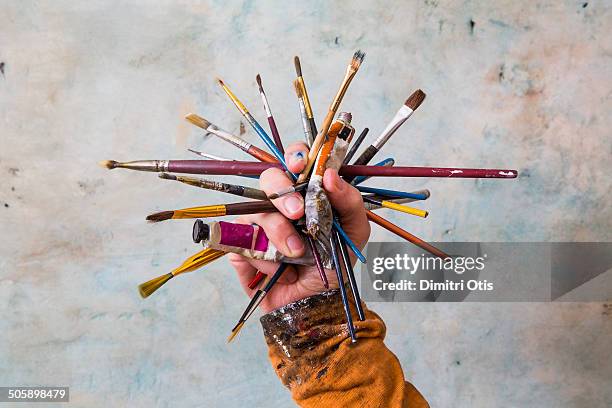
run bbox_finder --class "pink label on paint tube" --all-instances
[218,221,269,252]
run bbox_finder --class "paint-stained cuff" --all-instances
[260,289,360,388]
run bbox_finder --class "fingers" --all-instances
[323,168,370,248]
[234,213,305,258]
[284,142,309,174]
[229,253,298,294]
[260,168,304,220]
[228,252,258,293]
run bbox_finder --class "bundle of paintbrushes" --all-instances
[100,50,517,342]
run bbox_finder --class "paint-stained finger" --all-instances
[284,142,310,173]
[260,168,305,220]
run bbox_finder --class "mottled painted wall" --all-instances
[1,1,610,407]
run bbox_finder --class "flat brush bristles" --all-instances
[139,273,173,298]
[350,50,366,71]
[405,89,426,111]
[227,321,244,343]
[255,74,263,92]
[185,113,211,130]
[146,210,176,222]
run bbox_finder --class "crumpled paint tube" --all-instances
[305,112,354,240]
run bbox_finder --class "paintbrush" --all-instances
[334,225,365,321]
[344,90,426,182]
[216,78,291,174]
[228,263,289,342]
[343,127,369,165]
[158,173,268,201]
[187,148,232,161]
[138,248,226,298]
[98,159,277,175]
[146,200,277,223]
[366,210,449,258]
[330,233,357,342]
[185,113,277,163]
[294,56,317,138]
[362,189,431,210]
[99,160,518,179]
[351,157,395,186]
[256,74,284,154]
[294,79,314,147]
[307,235,329,289]
[339,165,518,179]
[297,50,365,183]
[332,218,366,263]
[356,186,428,200]
[247,271,267,290]
[362,196,428,218]
[267,182,308,200]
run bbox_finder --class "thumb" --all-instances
[323,168,370,249]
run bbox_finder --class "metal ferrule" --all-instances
[259,92,272,117]
[208,127,252,151]
[372,105,414,150]
[297,78,314,118]
[116,160,169,172]
[298,99,314,145]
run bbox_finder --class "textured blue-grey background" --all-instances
[1,1,611,407]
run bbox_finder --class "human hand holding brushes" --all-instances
[229,141,371,313]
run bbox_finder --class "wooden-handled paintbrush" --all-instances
[185,113,278,163]
[294,56,317,141]
[255,74,284,154]
[158,173,268,200]
[228,263,289,342]
[345,90,426,182]
[366,210,449,259]
[146,200,277,223]
[138,248,226,298]
[297,50,365,183]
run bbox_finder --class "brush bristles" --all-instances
[293,79,303,98]
[138,273,173,298]
[294,56,302,76]
[351,50,365,71]
[405,89,426,110]
[216,78,225,86]
[98,160,117,169]
[185,113,211,130]
[158,172,177,180]
[146,210,175,223]
[255,74,263,92]
[227,321,245,343]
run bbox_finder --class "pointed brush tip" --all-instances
[146,211,175,223]
[98,160,117,169]
[158,172,176,180]
[294,56,302,76]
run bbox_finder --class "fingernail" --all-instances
[283,195,303,214]
[286,234,305,254]
[290,150,307,166]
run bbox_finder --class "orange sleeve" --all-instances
[260,289,429,407]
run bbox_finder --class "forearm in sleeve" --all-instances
[260,289,429,408]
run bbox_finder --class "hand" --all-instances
[229,141,370,313]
